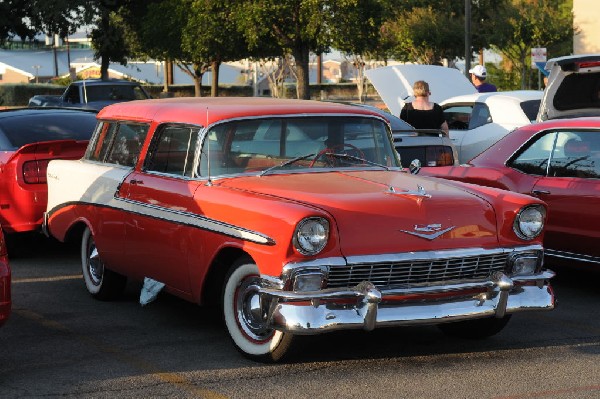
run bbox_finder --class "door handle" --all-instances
[130,179,144,185]
[531,189,550,196]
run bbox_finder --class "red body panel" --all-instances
[421,117,600,262]
[0,140,88,233]
[0,228,11,327]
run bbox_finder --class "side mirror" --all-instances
[409,159,421,175]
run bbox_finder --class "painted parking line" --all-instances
[13,275,82,284]
[14,308,228,399]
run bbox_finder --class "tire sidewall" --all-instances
[81,226,102,295]
[223,261,286,359]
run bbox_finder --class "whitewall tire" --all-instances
[223,258,294,362]
[81,226,126,301]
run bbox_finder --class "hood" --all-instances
[365,65,477,116]
[218,171,499,256]
[538,54,600,122]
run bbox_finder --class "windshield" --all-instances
[198,116,400,177]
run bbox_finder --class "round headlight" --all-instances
[293,217,329,256]
[514,205,546,240]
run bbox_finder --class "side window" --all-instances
[63,86,80,103]
[443,105,472,130]
[549,131,600,179]
[468,103,492,129]
[509,131,556,176]
[105,123,150,167]
[85,122,116,162]
[145,125,199,177]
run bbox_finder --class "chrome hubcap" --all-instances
[236,278,272,341]
[88,242,104,286]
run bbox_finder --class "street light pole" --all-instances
[32,65,42,83]
[465,0,472,78]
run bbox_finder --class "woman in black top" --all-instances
[400,80,449,135]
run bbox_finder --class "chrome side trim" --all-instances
[545,248,600,265]
[46,199,275,246]
[115,197,275,245]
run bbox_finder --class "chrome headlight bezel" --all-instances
[513,205,546,240]
[293,217,330,256]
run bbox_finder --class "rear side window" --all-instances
[520,100,541,122]
[85,122,150,167]
[0,112,97,150]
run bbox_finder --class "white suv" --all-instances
[538,54,600,122]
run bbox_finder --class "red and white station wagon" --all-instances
[44,97,555,361]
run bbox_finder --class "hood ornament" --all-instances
[400,224,455,240]
[388,184,431,198]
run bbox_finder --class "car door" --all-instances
[120,124,202,293]
[529,130,600,262]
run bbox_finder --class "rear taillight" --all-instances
[576,61,600,71]
[22,160,50,184]
[425,146,454,166]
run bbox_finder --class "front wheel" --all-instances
[438,315,512,339]
[81,226,126,301]
[222,258,294,362]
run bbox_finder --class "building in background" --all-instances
[574,0,600,54]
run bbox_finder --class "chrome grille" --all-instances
[327,253,508,289]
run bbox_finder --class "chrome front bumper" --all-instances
[259,271,555,334]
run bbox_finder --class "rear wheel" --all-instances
[81,226,126,301]
[438,315,512,339]
[222,257,294,362]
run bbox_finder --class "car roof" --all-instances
[71,79,142,86]
[98,97,387,126]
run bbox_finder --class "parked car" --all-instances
[0,108,97,234]
[419,117,600,268]
[366,65,542,163]
[28,79,152,111]
[538,54,600,122]
[351,103,458,167]
[44,97,554,362]
[0,226,10,327]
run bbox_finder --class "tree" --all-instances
[237,0,333,100]
[490,0,574,88]
[182,0,249,97]
[331,0,384,102]
[0,0,36,44]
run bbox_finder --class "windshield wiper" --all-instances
[259,153,316,176]
[324,153,390,170]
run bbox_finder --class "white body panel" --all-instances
[46,159,131,213]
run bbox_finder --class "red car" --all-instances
[0,226,10,327]
[420,117,600,268]
[0,108,97,234]
[44,97,554,362]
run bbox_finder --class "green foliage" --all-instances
[489,0,573,88]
